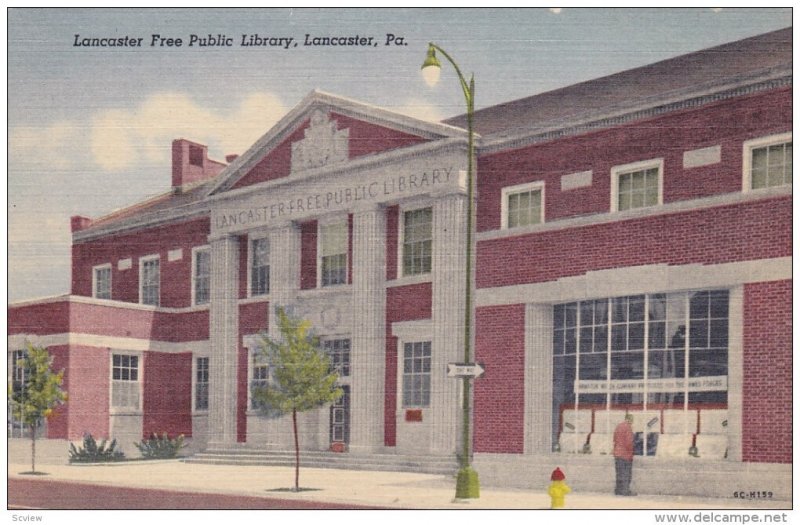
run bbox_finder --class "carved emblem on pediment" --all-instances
[291,109,349,173]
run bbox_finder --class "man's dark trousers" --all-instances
[614,457,632,495]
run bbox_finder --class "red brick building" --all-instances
[9,29,791,497]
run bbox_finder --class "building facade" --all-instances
[8,29,792,497]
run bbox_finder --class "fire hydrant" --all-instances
[548,467,571,509]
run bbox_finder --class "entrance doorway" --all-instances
[330,385,350,446]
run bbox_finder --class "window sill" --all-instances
[298,284,353,299]
[387,273,432,288]
[192,411,209,417]
[239,295,270,305]
[109,410,143,417]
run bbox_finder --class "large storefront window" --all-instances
[552,290,729,459]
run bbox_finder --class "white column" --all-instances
[268,222,301,333]
[349,204,387,452]
[525,303,554,454]
[208,235,240,445]
[727,286,744,462]
[430,192,467,454]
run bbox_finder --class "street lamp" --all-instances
[421,42,479,500]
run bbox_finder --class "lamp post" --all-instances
[421,42,480,500]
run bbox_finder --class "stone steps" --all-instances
[184,448,459,476]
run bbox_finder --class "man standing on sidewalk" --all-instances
[613,413,636,496]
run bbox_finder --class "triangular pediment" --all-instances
[207,90,468,195]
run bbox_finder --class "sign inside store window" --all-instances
[574,375,727,394]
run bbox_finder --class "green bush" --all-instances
[134,432,186,459]
[69,433,125,463]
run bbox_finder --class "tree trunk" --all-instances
[292,409,299,491]
[30,424,36,474]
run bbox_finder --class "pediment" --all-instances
[207,90,468,195]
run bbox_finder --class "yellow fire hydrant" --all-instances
[548,467,571,509]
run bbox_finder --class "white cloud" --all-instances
[394,99,447,123]
[90,91,288,171]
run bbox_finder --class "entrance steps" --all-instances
[184,447,459,476]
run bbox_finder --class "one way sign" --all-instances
[447,362,485,379]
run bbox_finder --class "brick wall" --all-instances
[742,279,791,463]
[477,196,791,289]
[384,282,432,446]
[46,345,70,439]
[300,220,318,290]
[232,120,309,190]
[238,302,270,443]
[332,113,429,159]
[71,218,210,307]
[477,87,791,231]
[143,351,193,438]
[474,304,526,454]
[9,301,70,335]
[238,347,248,443]
[66,345,109,440]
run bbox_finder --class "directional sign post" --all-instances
[447,362,485,379]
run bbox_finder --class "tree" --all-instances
[8,342,68,474]
[252,307,343,491]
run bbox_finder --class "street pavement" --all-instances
[6,460,792,510]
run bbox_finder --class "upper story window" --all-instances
[192,246,211,306]
[402,207,433,276]
[139,255,160,306]
[501,181,545,229]
[92,263,112,300]
[250,237,270,296]
[111,353,140,411]
[744,133,792,190]
[319,221,348,287]
[611,159,663,212]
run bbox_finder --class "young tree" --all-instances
[252,307,343,492]
[8,342,68,474]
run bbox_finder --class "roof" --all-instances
[444,27,792,138]
[79,179,214,236]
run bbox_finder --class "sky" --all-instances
[7,7,793,303]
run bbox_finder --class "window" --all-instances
[502,182,544,229]
[402,341,432,407]
[611,159,663,212]
[744,134,792,190]
[10,349,27,395]
[552,290,729,453]
[250,237,270,296]
[402,207,432,276]
[194,357,209,411]
[93,264,112,300]
[319,221,348,287]
[192,247,211,305]
[139,256,160,306]
[323,339,351,377]
[111,354,140,410]
[250,355,269,410]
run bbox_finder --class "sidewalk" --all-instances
[6,460,791,510]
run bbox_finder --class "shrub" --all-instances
[134,432,186,459]
[69,433,125,463]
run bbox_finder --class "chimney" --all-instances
[171,139,226,192]
[225,154,239,163]
[71,215,93,232]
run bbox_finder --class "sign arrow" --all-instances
[447,362,485,379]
